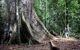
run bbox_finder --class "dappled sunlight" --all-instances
[57,37,77,41]
[50,37,80,50]
[52,37,78,42]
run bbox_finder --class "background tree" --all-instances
[34,0,80,39]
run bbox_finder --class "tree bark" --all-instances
[1,0,54,44]
[20,0,53,43]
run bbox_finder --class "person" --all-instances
[64,27,68,38]
[64,24,70,38]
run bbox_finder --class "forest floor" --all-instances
[0,37,80,50]
[51,37,80,50]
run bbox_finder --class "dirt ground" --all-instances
[0,44,51,50]
[52,37,80,50]
[0,37,80,50]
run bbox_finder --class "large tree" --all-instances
[0,0,53,44]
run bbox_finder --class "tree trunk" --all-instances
[20,0,53,43]
[1,0,54,44]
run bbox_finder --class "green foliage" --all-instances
[34,0,80,39]
[69,33,80,39]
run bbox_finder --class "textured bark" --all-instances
[1,0,53,44]
[1,0,19,44]
[20,0,53,42]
